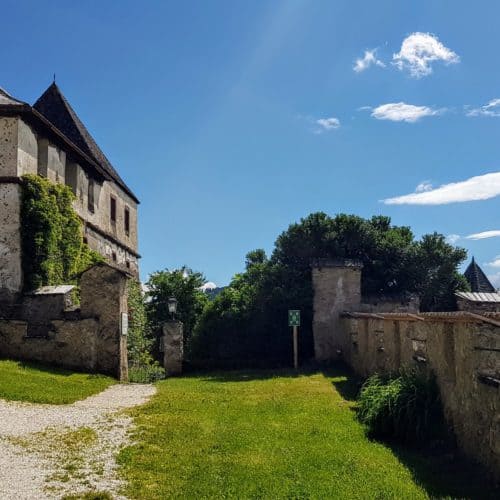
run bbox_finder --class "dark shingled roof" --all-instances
[33,83,138,202]
[464,257,495,293]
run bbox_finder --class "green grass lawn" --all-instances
[119,367,495,499]
[0,359,116,404]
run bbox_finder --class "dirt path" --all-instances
[0,384,156,499]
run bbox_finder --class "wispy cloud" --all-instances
[446,234,461,244]
[466,230,500,240]
[466,98,500,117]
[486,256,500,268]
[382,172,500,205]
[370,102,439,123]
[488,271,500,289]
[393,32,459,78]
[353,49,385,73]
[315,117,340,133]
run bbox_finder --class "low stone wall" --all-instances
[0,318,99,372]
[0,263,130,380]
[340,312,500,480]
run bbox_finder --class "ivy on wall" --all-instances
[20,174,102,291]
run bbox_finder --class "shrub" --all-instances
[357,368,446,443]
[127,280,165,383]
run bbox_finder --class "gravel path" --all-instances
[0,383,156,499]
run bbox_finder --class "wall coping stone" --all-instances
[311,258,364,269]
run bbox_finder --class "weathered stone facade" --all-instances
[312,261,500,480]
[0,263,130,380]
[0,85,140,305]
[162,321,184,375]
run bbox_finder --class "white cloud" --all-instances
[353,49,385,73]
[416,181,433,192]
[393,32,459,78]
[201,281,218,291]
[446,234,461,244]
[465,230,500,240]
[488,271,500,289]
[382,172,500,205]
[466,98,500,117]
[486,256,500,268]
[371,102,439,123]
[315,117,340,132]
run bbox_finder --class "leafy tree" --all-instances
[146,267,208,345]
[191,213,468,368]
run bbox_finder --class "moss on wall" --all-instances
[20,174,102,291]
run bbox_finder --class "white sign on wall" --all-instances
[121,313,129,336]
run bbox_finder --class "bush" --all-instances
[128,363,165,384]
[357,369,446,443]
[127,280,165,383]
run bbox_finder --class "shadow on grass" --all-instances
[0,358,105,379]
[181,363,499,497]
[387,441,499,499]
[327,364,499,498]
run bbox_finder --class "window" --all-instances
[112,251,117,262]
[124,207,130,235]
[83,236,88,245]
[110,196,116,224]
[126,261,130,269]
[88,179,95,213]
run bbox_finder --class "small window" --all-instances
[83,236,88,245]
[88,179,95,213]
[110,196,117,223]
[112,251,117,262]
[124,207,130,235]
[126,261,130,269]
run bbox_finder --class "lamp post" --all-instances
[167,297,178,321]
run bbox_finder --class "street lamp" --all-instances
[167,297,178,321]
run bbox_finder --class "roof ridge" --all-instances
[464,258,495,293]
[33,83,138,203]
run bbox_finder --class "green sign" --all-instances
[288,310,300,327]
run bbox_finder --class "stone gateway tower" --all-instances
[0,84,140,305]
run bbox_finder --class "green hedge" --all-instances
[20,174,102,291]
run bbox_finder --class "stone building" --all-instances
[456,258,500,312]
[0,83,139,304]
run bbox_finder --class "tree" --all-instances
[146,267,208,346]
[191,213,469,368]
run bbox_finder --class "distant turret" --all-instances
[463,257,495,293]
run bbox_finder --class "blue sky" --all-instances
[2,0,499,287]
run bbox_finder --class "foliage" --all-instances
[0,359,115,404]
[146,266,208,346]
[127,280,165,383]
[20,174,102,291]
[117,368,492,499]
[191,213,468,367]
[357,368,446,443]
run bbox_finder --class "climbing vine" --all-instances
[20,174,102,291]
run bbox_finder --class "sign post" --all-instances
[288,310,300,369]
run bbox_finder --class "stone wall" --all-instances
[312,260,362,361]
[340,313,500,480]
[0,116,139,301]
[0,183,22,305]
[0,263,130,380]
[311,261,500,480]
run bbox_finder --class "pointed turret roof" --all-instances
[464,257,495,293]
[33,83,138,202]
